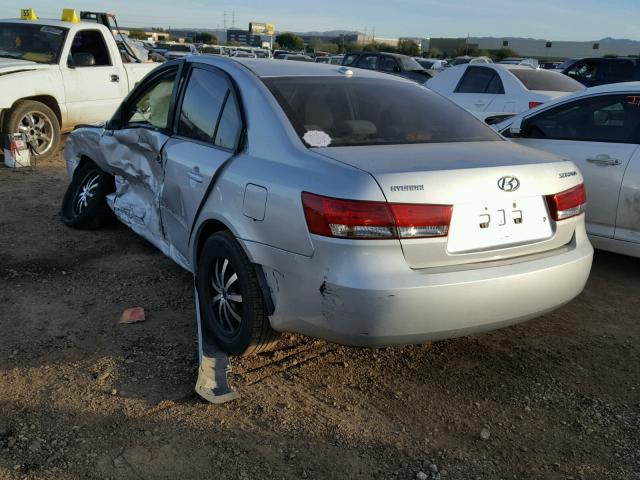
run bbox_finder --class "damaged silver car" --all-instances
[62,57,593,355]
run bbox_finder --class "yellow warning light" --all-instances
[61,8,80,23]
[20,8,38,20]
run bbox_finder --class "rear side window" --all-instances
[215,94,243,150]
[342,54,358,66]
[356,55,378,70]
[379,56,400,73]
[178,68,228,143]
[510,69,583,92]
[455,67,504,94]
[566,60,601,82]
[263,76,501,147]
[605,60,635,83]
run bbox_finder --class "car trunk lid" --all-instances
[314,141,584,268]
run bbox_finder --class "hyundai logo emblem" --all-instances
[498,176,520,192]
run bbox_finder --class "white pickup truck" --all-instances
[0,16,159,159]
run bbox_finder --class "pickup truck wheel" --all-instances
[4,100,60,161]
[61,162,115,229]
[198,231,280,356]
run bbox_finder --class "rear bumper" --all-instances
[241,222,593,347]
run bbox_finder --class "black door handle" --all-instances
[110,74,119,83]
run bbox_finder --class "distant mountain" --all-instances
[598,37,640,45]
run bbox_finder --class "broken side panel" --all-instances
[64,126,190,271]
[104,128,191,271]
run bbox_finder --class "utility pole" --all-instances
[372,27,375,42]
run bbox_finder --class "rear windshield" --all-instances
[510,69,583,92]
[417,60,434,69]
[263,77,501,147]
[399,56,424,71]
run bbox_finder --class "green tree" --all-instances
[342,42,360,53]
[196,32,218,44]
[426,47,443,58]
[275,32,304,50]
[310,39,339,54]
[225,40,241,47]
[128,29,148,41]
[398,39,420,57]
[359,42,397,53]
[492,47,520,61]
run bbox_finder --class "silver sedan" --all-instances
[61,57,593,355]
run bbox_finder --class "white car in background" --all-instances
[427,64,584,122]
[163,43,199,60]
[415,58,448,71]
[494,82,640,257]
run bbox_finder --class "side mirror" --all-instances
[508,118,523,136]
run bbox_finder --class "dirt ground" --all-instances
[0,144,639,480]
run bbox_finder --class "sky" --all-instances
[1,0,639,41]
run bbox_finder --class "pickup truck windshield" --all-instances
[0,23,67,64]
[264,76,501,147]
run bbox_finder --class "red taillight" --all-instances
[301,192,452,239]
[389,203,452,238]
[545,183,586,221]
[529,101,543,109]
[301,192,396,238]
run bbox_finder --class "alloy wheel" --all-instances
[17,111,54,155]
[211,258,243,336]
[73,173,101,215]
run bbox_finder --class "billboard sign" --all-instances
[249,22,275,36]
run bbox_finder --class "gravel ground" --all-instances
[0,146,639,480]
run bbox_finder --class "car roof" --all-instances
[195,57,412,81]
[1,17,87,28]
[579,57,639,61]
[345,51,411,59]
[575,80,640,94]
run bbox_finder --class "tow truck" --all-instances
[0,9,161,159]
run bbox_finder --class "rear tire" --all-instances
[3,100,61,161]
[197,231,279,356]
[61,161,115,229]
